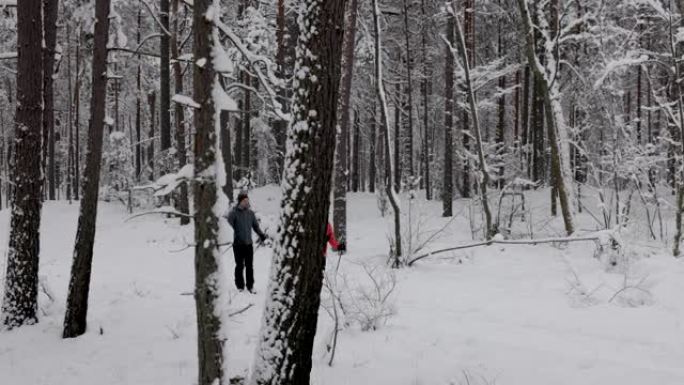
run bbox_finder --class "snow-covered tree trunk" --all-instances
[172,0,190,225]
[160,0,171,158]
[249,0,347,383]
[62,0,111,338]
[192,1,226,383]
[333,0,358,245]
[373,0,403,265]
[517,0,575,235]
[450,10,494,239]
[443,2,455,217]
[44,0,58,201]
[1,0,44,329]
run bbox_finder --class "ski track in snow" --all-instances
[1,186,684,384]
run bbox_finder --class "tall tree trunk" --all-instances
[192,1,225,383]
[136,6,142,181]
[443,3,455,217]
[403,0,415,178]
[461,0,474,199]
[517,0,575,235]
[369,101,377,193]
[521,65,530,179]
[220,110,234,203]
[496,5,506,188]
[62,0,111,338]
[75,27,81,201]
[234,99,243,180]
[250,0,347,383]
[352,109,360,192]
[451,10,494,238]
[274,0,288,176]
[67,22,73,202]
[172,0,190,224]
[333,0,358,244]
[394,83,402,192]
[372,0,402,264]
[43,0,58,200]
[148,91,156,181]
[421,0,431,200]
[1,0,44,329]
[242,72,251,178]
[160,0,172,162]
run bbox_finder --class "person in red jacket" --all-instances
[324,223,346,256]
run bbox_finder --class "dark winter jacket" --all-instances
[226,206,266,245]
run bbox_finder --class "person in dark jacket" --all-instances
[226,191,267,293]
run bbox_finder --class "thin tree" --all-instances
[420,0,431,200]
[62,0,112,338]
[450,8,494,238]
[443,3,455,217]
[1,0,44,329]
[172,0,190,224]
[249,0,347,383]
[44,0,58,200]
[373,0,402,264]
[135,6,142,181]
[160,0,172,162]
[517,0,575,235]
[333,0,359,245]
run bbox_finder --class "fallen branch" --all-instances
[124,210,194,222]
[408,235,605,266]
[228,303,254,317]
[170,242,233,253]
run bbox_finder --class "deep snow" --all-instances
[1,185,684,384]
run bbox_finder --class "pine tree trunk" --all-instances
[192,1,225,383]
[521,65,530,179]
[394,83,402,193]
[43,0,58,200]
[250,1,347,383]
[75,28,81,201]
[443,3,455,217]
[369,101,377,193]
[160,0,171,161]
[234,99,243,180]
[421,0,431,200]
[62,0,111,338]
[333,0,358,244]
[517,0,575,235]
[452,12,494,238]
[220,110,233,203]
[135,6,142,181]
[148,91,156,181]
[1,0,44,329]
[67,22,73,202]
[242,72,251,178]
[274,0,288,177]
[403,0,415,178]
[172,0,190,224]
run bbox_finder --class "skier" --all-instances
[324,222,346,256]
[226,191,267,293]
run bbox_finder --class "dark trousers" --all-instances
[233,244,254,290]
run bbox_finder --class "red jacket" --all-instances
[324,223,339,256]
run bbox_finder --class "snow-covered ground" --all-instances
[2,185,684,384]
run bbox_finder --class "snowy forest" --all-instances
[2,0,684,384]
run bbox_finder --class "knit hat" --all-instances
[237,191,249,203]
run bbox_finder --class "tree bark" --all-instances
[172,0,190,225]
[333,0,358,244]
[1,0,44,329]
[443,3,455,217]
[136,6,142,181]
[75,27,81,201]
[451,11,494,238]
[250,0,347,383]
[517,0,575,235]
[148,91,156,181]
[421,0,431,200]
[369,101,377,193]
[43,0,58,200]
[62,0,111,338]
[402,0,415,178]
[160,0,172,159]
[352,109,360,192]
[221,110,234,203]
[192,2,225,383]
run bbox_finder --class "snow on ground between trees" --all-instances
[1,186,684,384]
